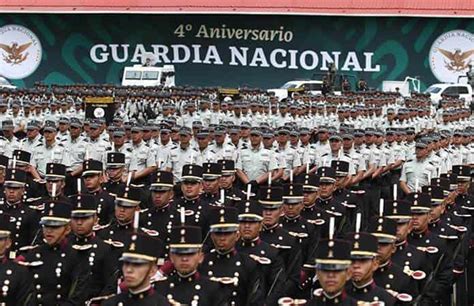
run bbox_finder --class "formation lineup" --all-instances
[0,84,472,306]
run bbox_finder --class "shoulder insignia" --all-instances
[141,227,159,236]
[34,143,43,147]
[248,254,272,265]
[17,260,43,267]
[72,244,93,251]
[269,243,292,249]
[103,239,125,248]
[313,288,324,297]
[416,246,439,254]
[85,294,117,305]
[18,245,39,252]
[130,183,145,188]
[126,148,133,152]
[209,276,239,286]
[93,223,110,231]
[406,159,413,162]
[288,231,309,238]
[321,153,329,157]
[57,143,64,147]
[140,208,149,213]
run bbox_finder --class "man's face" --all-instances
[170,251,203,275]
[239,221,262,240]
[211,231,239,251]
[197,136,209,149]
[71,216,97,237]
[106,167,124,181]
[240,128,250,138]
[262,208,282,227]
[230,132,240,143]
[283,202,304,218]
[214,134,225,145]
[263,137,274,148]
[59,123,68,133]
[376,243,395,264]
[202,179,219,194]
[250,134,262,147]
[122,262,156,290]
[277,133,289,145]
[318,132,329,142]
[317,269,350,295]
[179,134,191,146]
[395,221,412,242]
[181,181,202,199]
[151,190,173,208]
[160,131,170,144]
[115,205,137,223]
[113,135,126,147]
[69,126,82,138]
[350,258,377,285]
[46,180,64,196]
[342,139,353,150]
[42,225,71,246]
[83,174,101,190]
[89,127,101,139]
[303,190,319,206]
[219,175,235,189]
[319,182,335,198]
[430,204,445,221]
[415,148,426,159]
[131,131,143,143]
[43,130,56,142]
[26,128,39,140]
[329,139,342,152]
[300,133,311,144]
[411,213,429,232]
[457,181,470,194]
[4,186,24,203]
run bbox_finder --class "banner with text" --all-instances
[0,14,473,89]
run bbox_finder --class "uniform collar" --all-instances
[128,285,155,299]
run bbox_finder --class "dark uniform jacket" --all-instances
[18,238,90,306]
[199,248,263,306]
[0,256,32,306]
[154,271,227,306]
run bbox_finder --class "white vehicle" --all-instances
[268,80,324,101]
[121,64,175,87]
[425,83,473,106]
[0,77,16,89]
[382,76,420,97]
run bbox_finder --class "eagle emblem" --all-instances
[437,48,474,72]
[0,41,32,65]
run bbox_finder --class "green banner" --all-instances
[0,14,473,89]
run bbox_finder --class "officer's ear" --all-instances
[197,250,204,264]
[345,268,352,281]
[371,258,379,272]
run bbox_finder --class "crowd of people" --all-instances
[0,83,472,305]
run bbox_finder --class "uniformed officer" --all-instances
[280,182,319,264]
[236,127,278,189]
[307,239,358,305]
[383,199,432,277]
[68,193,115,300]
[0,213,32,305]
[199,206,263,305]
[84,119,109,162]
[128,123,156,185]
[96,186,161,262]
[82,159,115,224]
[345,232,397,305]
[218,159,245,207]
[236,199,287,305]
[31,120,71,176]
[99,233,168,306]
[0,168,39,250]
[17,201,90,305]
[275,126,302,180]
[102,152,127,196]
[62,117,87,172]
[169,127,201,181]
[406,192,453,305]
[0,119,20,157]
[200,162,223,207]
[19,119,43,154]
[400,141,437,195]
[140,170,175,252]
[258,186,302,298]
[368,216,420,301]
[154,225,227,305]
